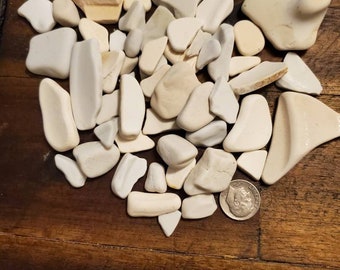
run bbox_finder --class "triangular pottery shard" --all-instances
[262,92,340,185]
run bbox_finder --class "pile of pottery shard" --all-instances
[18,0,339,237]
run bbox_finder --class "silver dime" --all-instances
[219,179,261,221]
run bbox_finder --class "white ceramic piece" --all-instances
[223,94,272,152]
[209,77,239,124]
[237,150,267,181]
[229,56,261,77]
[181,194,217,219]
[207,23,234,82]
[39,78,79,152]
[79,18,109,52]
[151,62,201,119]
[111,153,147,199]
[115,133,155,153]
[96,91,119,125]
[55,154,86,188]
[144,162,167,193]
[163,43,198,69]
[70,39,102,131]
[167,18,203,53]
[158,210,181,237]
[120,56,139,75]
[127,191,181,217]
[139,36,168,76]
[26,27,77,79]
[141,64,171,98]
[185,120,227,147]
[229,61,288,95]
[234,20,265,56]
[123,0,152,11]
[109,30,126,52]
[186,30,212,57]
[157,134,198,168]
[18,0,56,33]
[73,141,120,178]
[184,148,237,195]
[81,2,123,24]
[195,0,233,34]
[119,74,145,140]
[166,159,196,190]
[241,0,331,50]
[160,0,198,18]
[176,82,215,132]
[142,109,179,135]
[94,117,119,148]
[119,1,145,31]
[52,0,80,27]
[196,39,221,70]
[276,52,323,95]
[102,50,125,93]
[262,91,340,185]
[155,55,168,71]
[124,28,143,58]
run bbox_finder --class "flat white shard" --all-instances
[160,0,198,18]
[94,117,119,149]
[229,56,261,77]
[196,39,221,70]
[96,91,119,125]
[52,0,80,27]
[55,154,86,188]
[262,92,340,185]
[119,1,145,31]
[144,162,167,193]
[186,30,212,57]
[102,50,125,93]
[109,30,127,52]
[124,28,143,58]
[123,0,152,11]
[111,153,147,199]
[237,150,267,181]
[182,194,217,219]
[79,18,109,52]
[141,64,171,99]
[115,133,155,153]
[276,52,323,95]
[158,210,181,237]
[166,159,196,190]
[142,109,179,135]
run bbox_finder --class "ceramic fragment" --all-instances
[196,39,221,70]
[123,0,152,11]
[79,18,109,52]
[186,30,212,57]
[181,194,217,219]
[26,27,77,79]
[276,52,323,95]
[237,150,267,181]
[55,154,86,188]
[127,191,181,217]
[119,1,145,31]
[96,91,119,125]
[82,2,123,24]
[229,56,261,77]
[229,61,287,95]
[262,92,340,185]
[111,153,147,199]
[157,134,198,168]
[102,50,125,93]
[70,39,102,131]
[39,78,79,152]
[223,94,272,152]
[184,148,237,195]
[163,43,197,68]
[158,210,181,237]
[18,0,56,33]
[166,159,196,190]
[160,0,198,18]
[142,109,179,135]
[109,30,127,52]
[73,142,120,178]
[115,133,155,153]
[52,0,80,27]
[124,28,143,58]
[94,117,119,148]
[120,56,139,75]
[141,64,171,98]
[144,162,167,193]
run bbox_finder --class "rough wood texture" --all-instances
[0,1,339,269]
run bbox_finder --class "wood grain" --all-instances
[0,0,339,269]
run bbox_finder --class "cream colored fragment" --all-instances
[102,50,125,93]
[144,162,167,193]
[158,210,181,237]
[181,194,217,219]
[52,0,80,27]
[186,30,212,57]
[79,18,109,52]
[123,0,152,11]
[94,117,119,148]
[142,109,179,135]
[83,2,123,24]
[120,56,138,75]
[115,133,155,153]
[141,64,171,98]
[166,159,196,190]
[55,154,86,188]
[237,150,267,181]
[96,91,119,125]
[229,56,261,77]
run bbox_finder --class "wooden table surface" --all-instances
[0,1,339,269]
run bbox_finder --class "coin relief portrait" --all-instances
[226,185,255,217]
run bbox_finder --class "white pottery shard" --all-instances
[115,133,155,153]
[119,1,145,31]
[96,91,119,125]
[73,141,120,178]
[80,2,123,24]
[276,52,323,95]
[119,74,145,140]
[158,210,181,237]
[237,150,267,181]
[207,23,234,82]
[142,108,179,135]
[111,153,147,199]
[163,43,198,70]
[241,0,331,50]
[157,134,198,168]
[127,191,181,217]
[18,0,56,33]
[39,78,79,152]
[229,56,261,77]
[151,62,201,119]
[167,17,203,53]
[160,0,198,18]
[70,39,102,131]
[184,147,237,195]
[185,120,227,147]
[262,91,340,185]
[234,20,265,56]
[94,117,119,148]
[144,162,167,193]
[181,194,217,219]
[223,94,272,152]
[166,159,196,190]
[124,28,143,58]
[229,61,288,95]
[141,64,171,99]
[79,18,109,52]
[55,154,86,188]
[139,36,168,76]
[176,82,215,132]
[26,27,77,79]
[209,77,239,124]
[120,56,139,75]
[123,0,152,11]
[195,0,234,34]
[102,50,125,93]
[186,30,212,57]
[109,30,126,52]
[52,0,80,27]
[196,39,221,70]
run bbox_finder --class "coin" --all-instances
[219,179,261,221]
